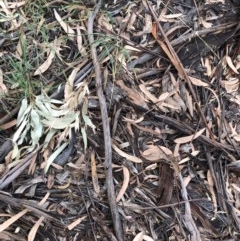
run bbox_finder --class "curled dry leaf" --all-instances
[54,9,75,39]
[116,166,130,202]
[112,144,142,163]
[226,56,239,74]
[28,216,45,241]
[34,39,61,76]
[221,79,239,93]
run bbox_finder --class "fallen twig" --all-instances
[87,2,124,241]
[0,145,42,190]
[171,158,202,241]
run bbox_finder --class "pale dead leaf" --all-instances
[67,216,87,230]
[34,48,55,75]
[141,145,172,161]
[116,80,148,109]
[76,25,87,57]
[15,31,26,58]
[98,14,113,32]
[54,9,75,39]
[180,83,193,116]
[38,191,50,206]
[64,67,79,100]
[6,1,27,8]
[0,209,28,232]
[133,231,144,241]
[179,151,200,164]
[28,216,45,241]
[116,166,130,202]
[112,144,142,163]
[174,128,206,144]
[188,76,209,87]
[183,175,192,187]
[143,235,155,241]
[124,45,142,52]
[37,17,45,34]
[123,116,144,124]
[221,79,239,93]
[226,56,239,74]
[91,151,100,194]
[207,170,217,216]
[0,69,8,94]
[163,13,182,19]
[200,18,212,28]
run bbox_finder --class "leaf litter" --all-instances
[0,0,240,240]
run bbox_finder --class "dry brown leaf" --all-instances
[203,57,212,77]
[135,13,152,36]
[76,25,87,57]
[34,39,61,76]
[116,166,130,202]
[38,191,50,206]
[180,83,193,116]
[28,216,45,241]
[0,209,28,232]
[133,123,169,136]
[67,216,87,230]
[112,143,142,163]
[200,18,212,28]
[123,116,144,124]
[54,9,75,39]
[98,14,113,32]
[116,80,148,109]
[226,56,239,74]
[174,128,206,144]
[141,145,172,161]
[163,13,182,19]
[221,79,239,93]
[124,45,142,52]
[179,151,200,164]
[37,17,45,34]
[207,170,217,217]
[64,67,79,100]
[34,51,55,76]
[127,12,137,31]
[91,151,100,194]
[188,76,209,87]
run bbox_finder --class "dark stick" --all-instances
[87,2,124,241]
